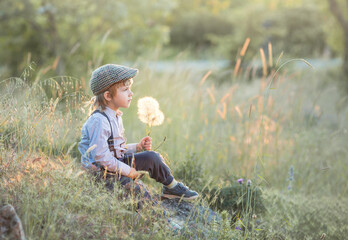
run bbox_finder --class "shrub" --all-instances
[212,6,327,67]
[204,179,265,223]
[169,12,233,48]
[173,151,207,192]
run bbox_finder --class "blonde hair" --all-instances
[89,78,133,114]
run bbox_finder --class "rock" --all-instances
[160,198,220,237]
[0,204,26,240]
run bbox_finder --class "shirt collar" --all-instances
[105,107,123,118]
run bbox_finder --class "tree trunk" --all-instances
[344,32,348,79]
[328,0,348,87]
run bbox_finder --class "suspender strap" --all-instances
[92,110,113,141]
[91,110,117,159]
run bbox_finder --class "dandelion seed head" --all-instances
[152,110,164,126]
[137,96,159,110]
[137,97,164,127]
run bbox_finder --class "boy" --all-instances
[78,64,198,200]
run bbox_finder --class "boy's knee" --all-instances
[145,151,163,164]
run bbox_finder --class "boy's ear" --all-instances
[104,91,112,101]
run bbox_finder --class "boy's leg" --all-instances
[122,151,174,186]
[92,169,131,191]
[122,151,199,200]
[93,169,154,207]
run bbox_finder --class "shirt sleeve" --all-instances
[88,116,131,176]
[126,143,138,153]
[118,116,138,154]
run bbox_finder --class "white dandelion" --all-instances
[137,96,165,136]
[137,96,159,113]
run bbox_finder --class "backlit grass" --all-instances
[1,55,348,239]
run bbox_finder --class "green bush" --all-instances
[205,179,265,223]
[172,151,207,192]
[268,7,326,58]
[169,12,233,48]
[212,6,327,66]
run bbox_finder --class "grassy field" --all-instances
[1,59,348,239]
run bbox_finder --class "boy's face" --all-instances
[104,81,133,111]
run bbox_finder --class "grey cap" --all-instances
[90,64,138,95]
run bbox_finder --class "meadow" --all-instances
[1,53,348,239]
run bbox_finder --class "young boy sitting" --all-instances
[78,64,198,200]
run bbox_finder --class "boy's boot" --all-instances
[161,182,199,200]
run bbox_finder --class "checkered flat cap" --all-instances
[90,64,138,95]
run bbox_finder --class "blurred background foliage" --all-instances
[1,1,348,239]
[1,0,347,84]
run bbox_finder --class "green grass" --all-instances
[1,58,348,239]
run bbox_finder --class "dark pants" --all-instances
[122,151,174,185]
[94,151,173,191]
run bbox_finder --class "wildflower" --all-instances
[247,179,252,186]
[288,166,294,191]
[252,214,257,219]
[237,178,244,185]
[289,166,294,181]
[137,97,164,127]
[236,226,242,231]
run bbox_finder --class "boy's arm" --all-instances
[126,136,152,153]
[89,116,131,176]
[125,143,138,153]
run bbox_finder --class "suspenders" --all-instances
[91,110,117,169]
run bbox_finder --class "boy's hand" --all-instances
[127,167,142,180]
[137,136,152,151]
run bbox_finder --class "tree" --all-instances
[0,0,175,78]
[328,0,348,85]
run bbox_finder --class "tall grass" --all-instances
[1,51,348,239]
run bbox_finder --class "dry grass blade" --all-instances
[275,51,284,67]
[199,70,212,87]
[52,56,60,70]
[234,58,242,77]
[268,42,273,67]
[217,102,227,120]
[240,38,250,57]
[220,93,230,103]
[300,59,314,69]
[260,48,268,76]
[206,87,216,103]
[101,29,112,45]
[84,144,97,156]
[235,105,242,118]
